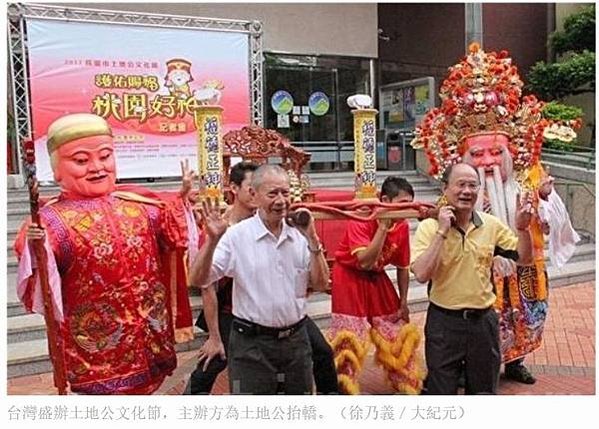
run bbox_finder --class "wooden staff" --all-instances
[21,138,68,395]
[289,200,436,226]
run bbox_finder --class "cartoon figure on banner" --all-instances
[194,80,225,106]
[164,58,194,99]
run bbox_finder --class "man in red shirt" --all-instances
[328,176,425,394]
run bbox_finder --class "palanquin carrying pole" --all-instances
[193,97,434,221]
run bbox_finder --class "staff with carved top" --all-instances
[21,138,68,395]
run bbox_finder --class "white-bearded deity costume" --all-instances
[411,43,580,374]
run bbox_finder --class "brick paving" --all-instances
[7,281,595,395]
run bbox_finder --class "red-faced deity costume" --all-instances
[14,114,198,394]
[412,44,580,364]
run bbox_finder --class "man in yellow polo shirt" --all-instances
[411,163,534,395]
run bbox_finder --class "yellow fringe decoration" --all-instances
[338,374,361,395]
[507,274,521,309]
[370,324,426,394]
[329,329,371,394]
[329,329,369,361]
[334,349,363,373]
[175,327,195,343]
[493,273,505,310]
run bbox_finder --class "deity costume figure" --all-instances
[412,43,580,383]
[14,113,198,394]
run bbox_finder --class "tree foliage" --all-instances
[528,50,595,99]
[526,5,595,100]
[551,4,595,55]
[542,101,584,122]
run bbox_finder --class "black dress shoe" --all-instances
[504,364,537,384]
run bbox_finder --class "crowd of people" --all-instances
[16,44,580,395]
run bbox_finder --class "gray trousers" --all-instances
[424,303,500,395]
[228,324,313,395]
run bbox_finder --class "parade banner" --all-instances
[194,106,225,204]
[352,109,378,199]
[26,19,250,180]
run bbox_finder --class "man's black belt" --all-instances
[232,316,307,339]
[430,302,492,320]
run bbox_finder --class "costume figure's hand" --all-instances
[180,159,198,202]
[515,192,533,230]
[26,223,45,241]
[539,174,555,201]
[197,336,226,371]
[483,198,492,213]
[199,198,228,240]
[437,205,455,234]
[541,220,550,235]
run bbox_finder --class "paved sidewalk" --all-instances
[7,281,595,395]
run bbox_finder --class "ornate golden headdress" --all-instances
[411,43,548,179]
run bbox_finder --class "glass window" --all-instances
[264,53,371,163]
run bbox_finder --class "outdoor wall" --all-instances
[556,3,591,29]
[58,3,378,58]
[482,3,549,77]
[378,3,465,84]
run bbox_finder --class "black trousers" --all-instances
[186,314,338,394]
[424,303,500,395]
[306,317,339,394]
[228,321,313,394]
[185,311,233,395]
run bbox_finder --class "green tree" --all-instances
[527,5,595,147]
[527,5,595,100]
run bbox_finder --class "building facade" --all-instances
[8,3,577,178]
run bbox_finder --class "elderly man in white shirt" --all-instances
[191,164,330,394]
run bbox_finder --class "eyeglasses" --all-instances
[451,182,480,191]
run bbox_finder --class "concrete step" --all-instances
[8,240,594,312]
[545,259,596,287]
[542,152,595,170]
[6,223,593,277]
[7,273,422,344]
[7,255,595,377]
[5,171,429,201]
[6,292,338,378]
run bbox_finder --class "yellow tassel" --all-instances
[370,324,426,394]
[493,274,505,310]
[508,274,521,309]
[534,257,548,301]
[334,349,363,372]
[338,374,360,395]
[329,330,369,360]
